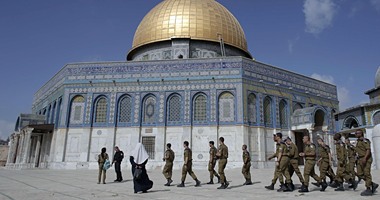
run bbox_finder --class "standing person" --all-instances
[298,135,322,193]
[97,147,109,184]
[265,134,284,190]
[285,137,304,191]
[352,130,379,196]
[242,144,252,185]
[177,141,201,187]
[216,137,229,189]
[207,141,220,184]
[315,137,330,192]
[272,133,292,192]
[112,146,124,182]
[333,133,357,191]
[163,143,175,186]
[130,143,153,194]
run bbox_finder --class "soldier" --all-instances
[265,134,285,190]
[242,144,252,185]
[315,137,330,191]
[333,133,357,191]
[273,133,292,192]
[177,141,201,187]
[352,130,379,196]
[298,135,323,193]
[345,137,356,187]
[207,141,220,184]
[285,137,304,191]
[216,137,229,189]
[163,143,175,186]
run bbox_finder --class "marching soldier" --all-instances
[352,130,379,196]
[265,134,285,190]
[216,137,229,189]
[242,144,252,185]
[333,133,357,191]
[207,141,220,184]
[345,137,357,187]
[273,133,292,192]
[315,137,330,191]
[177,141,201,187]
[285,137,304,191]
[298,135,323,193]
[163,143,175,186]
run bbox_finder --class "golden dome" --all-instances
[131,0,249,54]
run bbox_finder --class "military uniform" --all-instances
[318,144,332,183]
[208,146,219,183]
[354,138,375,192]
[163,148,175,181]
[288,142,304,184]
[217,143,228,186]
[242,150,252,184]
[181,147,198,182]
[346,143,356,181]
[303,143,321,188]
[276,141,292,191]
[335,140,352,191]
[268,143,284,186]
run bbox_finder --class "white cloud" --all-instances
[370,0,380,12]
[311,73,335,84]
[303,0,337,35]
[0,120,14,140]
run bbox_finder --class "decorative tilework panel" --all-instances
[143,96,156,124]
[264,96,272,126]
[219,92,235,122]
[194,95,207,122]
[168,95,181,122]
[70,96,85,125]
[279,100,287,128]
[248,93,256,123]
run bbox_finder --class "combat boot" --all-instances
[361,188,373,196]
[334,183,344,191]
[164,179,173,186]
[289,182,295,191]
[311,182,320,187]
[349,179,357,190]
[283,183,292,192]
[329,181,339,188]
[265,183,275,190]
[218,183,227,189]
[177,182,185,187]
[372,182,379,194]
[298,185,309,193]
[244,179,252,185]
[195,179,201,187]
[224,181,229,189]
[320,181,328,192]
[277,184,286,192]
[207,179,214,184]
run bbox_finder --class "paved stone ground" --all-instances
[0,167,379,200]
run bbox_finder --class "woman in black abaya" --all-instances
[130,143,153,193]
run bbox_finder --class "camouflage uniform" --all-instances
[288,142,304,184]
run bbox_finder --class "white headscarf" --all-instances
[131,143,149,165]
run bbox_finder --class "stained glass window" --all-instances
[193,94,207,122]
[118,95,132,123]
[143,96,156,123]
[279,100,287,128]
[70,95,85,125]
[95,97,107,123]
[264,96,272,126]
[168,95,181,122]
[219,92,234,122]
[248,93,256,123]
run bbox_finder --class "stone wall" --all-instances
[0,145,9,166]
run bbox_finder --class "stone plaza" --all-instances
[0,167,378,200]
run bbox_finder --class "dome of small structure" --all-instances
[376,66,380,88]
[127,0,251,60]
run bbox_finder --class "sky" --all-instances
[0,0,379,140]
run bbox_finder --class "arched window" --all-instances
[248,93,257,123]
[94,97,108,123]
[55,98,62,126]
[343,116,359,129]
[264,96,272,126]
[50,102,56,124]
[293,103,303,113]
[70,95,85,125]
[167,94,182,123]
[118,95,132,123]
[279,99,287,128]
[143,95,156,124]
[219,92,235,122]
[373,111,380,126]
[193,94,207,122]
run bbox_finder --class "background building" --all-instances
[7,0,338,170]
